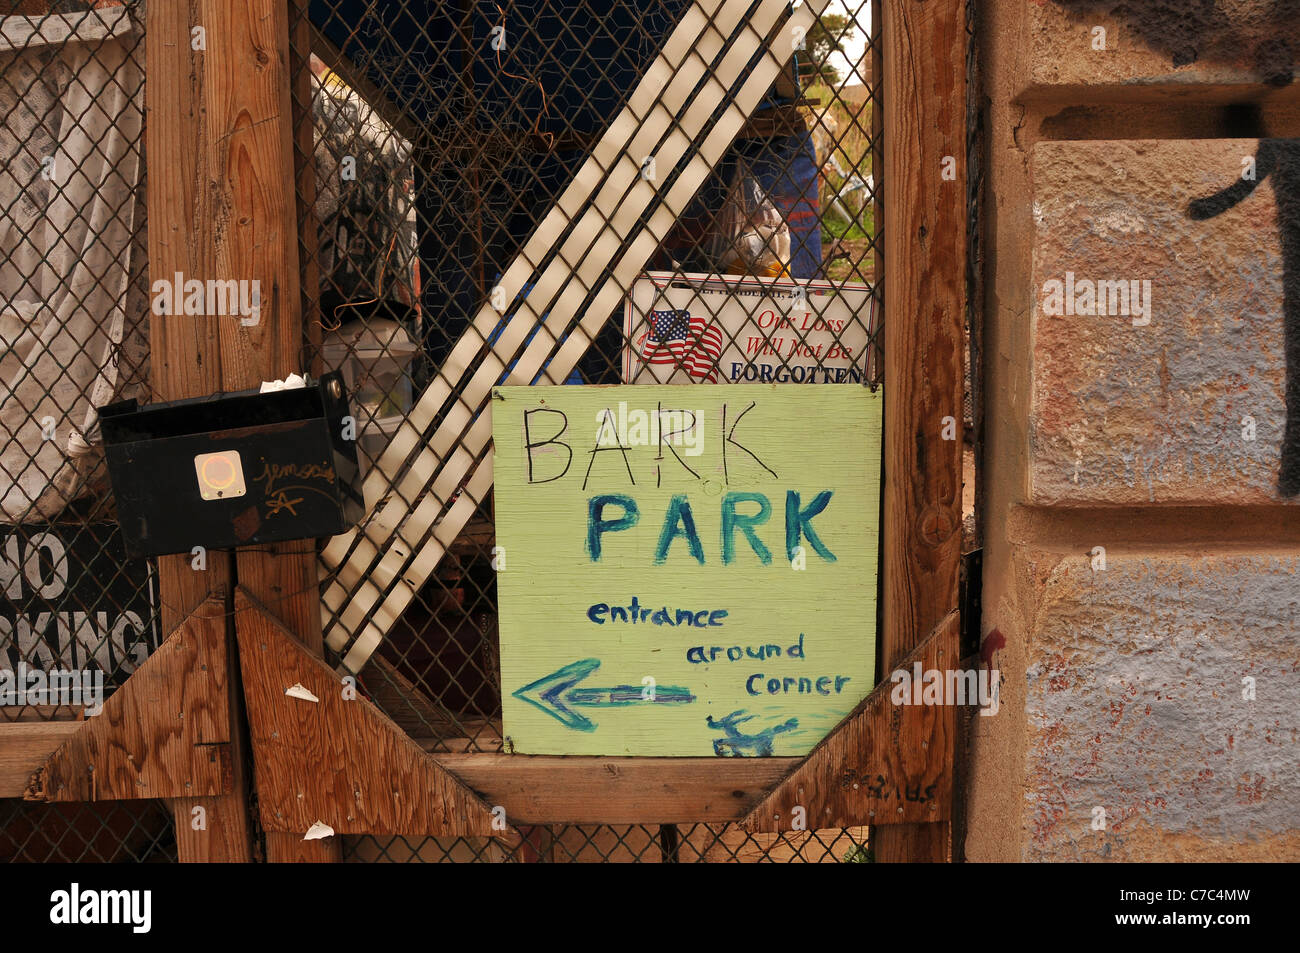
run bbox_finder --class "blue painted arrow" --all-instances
[512,658,695,732]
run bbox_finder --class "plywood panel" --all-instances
[234,588,501,836]
[26,596,235,803]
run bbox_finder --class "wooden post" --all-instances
[205,0,341,863]
[878,0,968,862]
[146,0,253,863]
[147,0,339,861]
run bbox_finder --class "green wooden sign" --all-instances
[492,384,881,757]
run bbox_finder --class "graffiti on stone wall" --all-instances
[1051,0,1300,86]
[1048,4,1300,495]
[1188,137,1300,497]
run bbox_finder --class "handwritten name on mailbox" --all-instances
[492,384,882,757]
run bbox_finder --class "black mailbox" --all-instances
[100,371,364,558]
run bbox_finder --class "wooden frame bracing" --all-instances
[5,0,968,863]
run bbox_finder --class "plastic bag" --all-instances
[710,171,791,278]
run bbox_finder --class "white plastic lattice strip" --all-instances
[322,0,831,671]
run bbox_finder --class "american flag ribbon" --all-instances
[639,309,724,383]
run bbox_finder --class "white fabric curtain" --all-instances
[0,6,147,522]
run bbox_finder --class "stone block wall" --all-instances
[971,0,1300,861]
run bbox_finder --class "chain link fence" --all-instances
[0,0,171,862]
[0,0,155,711]
[297,0,882,863]
[1,0,898,862]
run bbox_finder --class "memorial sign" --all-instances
[622,272,877,386]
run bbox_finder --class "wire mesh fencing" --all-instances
[0,796,176,863]
[0,0,173,863]
[294,0,882,862]
[0,0,893,863]
[344,823,871,863]
[0,0,155,710]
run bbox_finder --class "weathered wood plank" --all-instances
[0,727,799,819]
[879,0,967,862]
[252,551,342,859]
[25,596,234,803]
[0,722,80,797]
[741,611,959,832]
[233,588,501,837]
[204,0,302,388]
[146,0,255,864]
[197,0,336,861]
[247,548,342,860]
[146,0,220,403]
[432,753,799,825]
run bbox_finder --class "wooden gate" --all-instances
[2,0,968,864]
